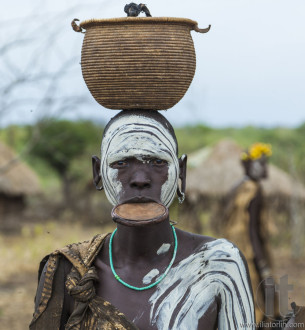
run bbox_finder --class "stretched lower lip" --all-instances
[123,197,157,204]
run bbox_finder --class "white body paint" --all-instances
[149,239,255,330]
[157,243,171,255]
[143,269,160,285]
[101,115,179,206]
[132,311,144,324]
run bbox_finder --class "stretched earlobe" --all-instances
[177,154,187,204]
[92,155,103,191]
[177,187,185,204]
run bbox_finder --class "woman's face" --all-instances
[100,114,180,207]
[247,157,268,181]
[110,156,169,205]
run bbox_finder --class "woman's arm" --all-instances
[216,242,256,329]
[30,255,73,330]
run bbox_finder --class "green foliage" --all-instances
[0,125,29,152]
[28,119,102,176]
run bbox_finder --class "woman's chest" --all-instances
[94,255,219,329]
[95,269,158,329]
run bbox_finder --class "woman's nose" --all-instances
[129,170,151,189]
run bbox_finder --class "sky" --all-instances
[1,0,305,128]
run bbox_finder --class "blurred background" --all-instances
[1,0,305,328]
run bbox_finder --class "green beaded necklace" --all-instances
[109,225,178,291]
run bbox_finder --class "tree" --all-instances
[29,119,101,207]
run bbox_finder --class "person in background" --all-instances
[222,142,273,324]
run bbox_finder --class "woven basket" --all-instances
[74,17,210,110]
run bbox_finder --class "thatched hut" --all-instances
[0,141,40,227]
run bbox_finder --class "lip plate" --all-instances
[112,201,168,227]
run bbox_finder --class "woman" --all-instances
[30,111,255,329]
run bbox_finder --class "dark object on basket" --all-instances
[124,3,152,17]
[71,18,84,33]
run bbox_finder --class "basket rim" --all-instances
[79,17,198,29]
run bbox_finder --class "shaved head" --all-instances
[103,110,178,155]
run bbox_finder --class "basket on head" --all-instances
[73,17,210,111]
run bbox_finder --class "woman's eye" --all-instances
[150,159,167,165]
[111,160,127,167]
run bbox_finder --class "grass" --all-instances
[0,221,116,282]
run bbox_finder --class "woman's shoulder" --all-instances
[175,228,246,265]
[175,227,234,248]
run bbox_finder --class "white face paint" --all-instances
[149,239,255,330]
[100,114,179,207]
[157,243,171,255]
[143,269,160,285]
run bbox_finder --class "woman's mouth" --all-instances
[121,196,158,204]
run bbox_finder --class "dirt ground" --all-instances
[0,221,304,330]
